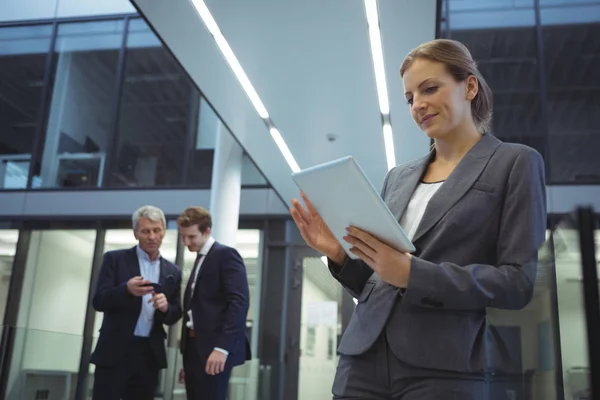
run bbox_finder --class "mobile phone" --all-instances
[142,282,162,291]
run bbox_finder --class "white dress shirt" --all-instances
[134,246,161,337]
[186,236,228,356]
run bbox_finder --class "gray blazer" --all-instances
[328,133,546,374]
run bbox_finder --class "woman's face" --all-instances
[402,58,477,139]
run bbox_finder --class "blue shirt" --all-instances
[134,245,161,337]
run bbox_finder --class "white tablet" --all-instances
[291,156,415,259]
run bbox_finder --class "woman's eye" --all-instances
[424,86,438,94]
[406,98,413,105]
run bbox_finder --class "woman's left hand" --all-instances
[344,226,412,288]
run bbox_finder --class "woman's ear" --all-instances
[466,75,479,100]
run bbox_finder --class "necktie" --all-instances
[187,252,204,303]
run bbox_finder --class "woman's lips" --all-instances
[421,113,437,126]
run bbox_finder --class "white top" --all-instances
[134,246,160,337]
[400,181,444,241]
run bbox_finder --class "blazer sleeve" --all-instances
[92,252,136,312]
[215,248,250,352]
[327,166,398,297]
[403,147,547,311]
[154,267,182,326]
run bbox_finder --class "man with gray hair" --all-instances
[90,205,182,399]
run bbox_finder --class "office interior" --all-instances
[0,0,599,399]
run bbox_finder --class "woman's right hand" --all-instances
[290,192,346,265]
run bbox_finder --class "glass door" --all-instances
[553,207,600,400]
[5,230,97,400]
[297,257,342,400]
[0,229,19,324]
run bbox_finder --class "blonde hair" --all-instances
[400,39,493,133]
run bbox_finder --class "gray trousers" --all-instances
[332,332,488,400]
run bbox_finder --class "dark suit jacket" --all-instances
[329,133,547,374]
[90,247,182,369]
[180,241,251,368]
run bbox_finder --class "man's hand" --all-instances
[205,350,228,375]
[149,293,168,313]
[178,367,185,384]
[127,276,154,297]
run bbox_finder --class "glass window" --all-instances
[186,97,268,187]
[6,230,96,397]
[107,18,200,188]
[31,20,124,189]
[448,0,547,160]
[185,97,215,187]
[0,25,53,189]
[241,152,268,186]
[0,229,19,323]
[541,5,600,183]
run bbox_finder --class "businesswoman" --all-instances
[290,39,546,400]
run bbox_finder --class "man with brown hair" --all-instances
[176,206,251,400]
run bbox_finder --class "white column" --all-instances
[209,122,243,247]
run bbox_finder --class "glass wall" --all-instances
[297,257,342,400]
[0,221,265,400]
[108,19,200,188]
[541,4,600,183]
[441,0,600,184]
[0,25,53,189]
[553,219,600,400]
[5,230,96,400]
[35,20,123,188]
[0,16,269,191]
[0,229,19,323]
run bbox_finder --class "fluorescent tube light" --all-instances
[192,0,220,36]
[364,0,389,116]
[213,34,269,119]
[191,0,268,118]
[270,128,301,173]
[365,0,396,171]
[383,123,396,170]
[190,0,303,173]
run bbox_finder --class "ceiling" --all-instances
[131,0,436,206]
[129,0,600,200]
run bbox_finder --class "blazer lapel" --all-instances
[127,247,142,277]
[127,247,142,308]
[194,242,217,284]
[183,266,194,310]
[187,243,218,303]
[411,133,502,243]
[388,154,431,223]
[184,254,201,309]
[158,257,167,285]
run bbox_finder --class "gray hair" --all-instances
[132,205,166,231]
